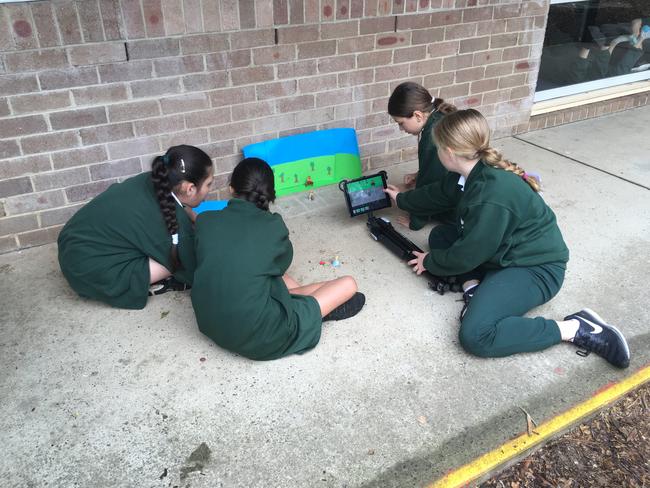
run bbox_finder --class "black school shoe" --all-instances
[148,276,191,296]
[323,292,366,321]
[459,285,478,321]
[565,308,630,369]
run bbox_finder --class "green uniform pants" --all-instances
[429,224,564,357]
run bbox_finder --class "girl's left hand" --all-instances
[384,184,401,205]
[407,251,429,275]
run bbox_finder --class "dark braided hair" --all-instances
[230,157,276,211]
[388,81,457,117]
[151,145,212,270]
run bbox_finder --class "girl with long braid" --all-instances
[384,109,630,369]
[191,157,365,360]
[58,145,213,309]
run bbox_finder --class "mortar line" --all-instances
[513,136,650,191]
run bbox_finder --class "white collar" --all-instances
[171,192,184,207]
[457,175,466,191]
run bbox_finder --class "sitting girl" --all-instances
[191,157,365,360]
[385,109,630,368]
[58,145,213,309]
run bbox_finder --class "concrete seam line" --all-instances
[428,364,650,488]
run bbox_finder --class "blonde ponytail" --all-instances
[480,147,541,192]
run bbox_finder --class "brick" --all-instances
[107,136,160,159]
[394,45,427,63]
[0,235,19,253]
[295,106,334,127]
[77,0,104,42]
[482,88,510,105]
[459,36,490,54]
[220,0,240,31]
[16,225,63,248]
[160,128,208,147]
[444,24,476,41]
[4,49,69,73]
[273,0,289,24]
[121,0,146,38]
[21,130,80,155]
[72,84,129,106]
[65,179,115,203]
[31,2,61,48]
[0,99,10,117]
[409,58,442,76]
[0,176,33,198]
[98,60,153,83]
[10,91,72,115]
[412,27,445,45]
[32,167,90,192]
[88,158,141,181]
[376,34,410,49]
[182,0,202,33]
[39,203,83,227]
[462,6,493,22]
[502,46,530,62]
[277,25,319,44]
[0,115,48,138]
[491,33,518,49]
[375,64,406,82]
[131,77,182,97]
[0,154,51,178]
[321,20,359,39]
[231,66,274,86]
[470,78,498,94]
[0,140,21,160]
[183,72,228,91]
[0,214,38,237]
[507,17,535,34]
[473,50,503,66]
[338,35,375,54]
[231,100,274,120]
[51,145,108,170]
[143,0,166,37]
[456,66,485,82]
[127,38,180,59]
[161,92,209,114]
[0,74,39,96]
[423,72,457,91]
[338,69,373,86]
[254,113,295,133]
[358,50,392,68]
[428,40,459,57]
[277,60,317,79]
[494,4,521,19]
[498,73,526,89]
[353,83,389,100]
[298,40,336,59]
[54,1,82,45]
[230,29,274,49]
[318,55,355,74]
[180,33,229,54]
[209,121,253,141]
[161,0,185,34]
[6,3,38,50]
[276,95,315,113]
[477,19,506,36]
[255,0,274,26]
[184,107,231,128]
[518,29,545,46]
[443,53,473,71]
[50,107,107,130]
[510,85,532,100]
[39,67,99,90]
[396,13,431,30]
[253,45,296,65]
[205,50,251,70]
[209,86,256,107]
[358,141,386,157]
[239,0,255,28]
[430,10,462,26]
[108,100,160,122]
[485,61,513,78]
[100,0,122,40]
[256,80,297,100]
[155,55,205,76]
[134,114,185,136]
[4,189,66,215]
[297,74,337,93]
[315,88,352,107]
[67,43,126,66]
[289,0,305,23]
[79,123,135,145]
[360,17,394,35]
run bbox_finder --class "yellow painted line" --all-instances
[430,364,650,488]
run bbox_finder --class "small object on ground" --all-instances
[199,357,206,362]
[160,310,170,319]
[319,260,327,265]
[519,406,539,436]
[307,190,315,200]
[305,176,314,186]
[331,255,340,267]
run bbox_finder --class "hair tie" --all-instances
[171,233,179,245]
[521,172,528,181]
[163,154,171,166]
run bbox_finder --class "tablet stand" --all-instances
[365,212,455,295]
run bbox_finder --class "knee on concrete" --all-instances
[458,321,493,358]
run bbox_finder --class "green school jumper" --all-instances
[191,199,322,361]
[57,172,196,310]
[409,111,453,230]
[397,163,570,358]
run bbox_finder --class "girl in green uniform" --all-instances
[191,158,365,361]
[387,81,457,230]
[385,109,630,368]
[58,145,214,310]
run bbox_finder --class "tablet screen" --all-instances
[342,172,391,217]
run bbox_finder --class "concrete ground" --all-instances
[1,106,649,488]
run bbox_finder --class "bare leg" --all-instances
[284,274,358,317]
[149,258,172,284]
[282,274,301,289]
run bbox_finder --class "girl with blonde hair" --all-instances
[385,109,629,368]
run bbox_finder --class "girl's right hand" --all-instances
[403,172,417,189]
[384,184,401,205]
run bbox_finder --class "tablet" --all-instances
[339,171,391,217]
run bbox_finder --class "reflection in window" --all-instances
[537,1,650,92]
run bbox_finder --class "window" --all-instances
[535,0,650,101]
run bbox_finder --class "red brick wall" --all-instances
[0,0,551,252]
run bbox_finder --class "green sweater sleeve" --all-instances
[423,203,514,276]
[397,176,459,216]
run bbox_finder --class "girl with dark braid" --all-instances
[58,145,214,309]
[387,81,457,230]
[384,109,629,369]
[191,157,365,360]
